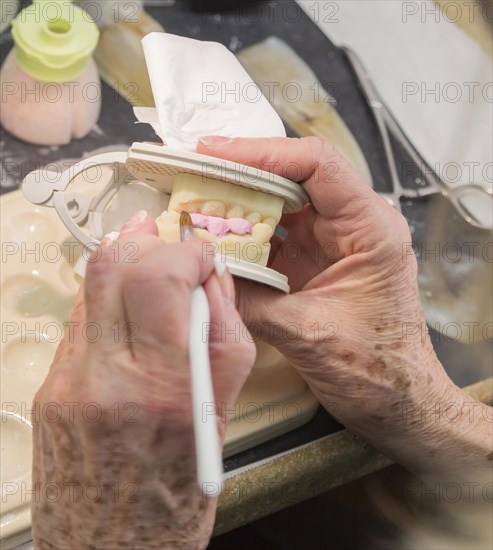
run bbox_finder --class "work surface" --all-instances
[1,0,492,542]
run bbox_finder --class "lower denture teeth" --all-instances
[252,223,274,243]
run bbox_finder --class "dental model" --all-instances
[22,141,308,292]
[156,173,284,266]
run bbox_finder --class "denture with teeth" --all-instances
[156,173,284,266]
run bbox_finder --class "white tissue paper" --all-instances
[135,32,286,150]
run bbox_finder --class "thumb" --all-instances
[197,136,404,259]
[118,209,159,238]
[197,135,375,219]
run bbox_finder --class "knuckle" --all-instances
[393,214,414,251]
[303,136,338,162]
[241,340,257,366]
[383,212,419,276]
[394,209,412,235]
[124,262,189,294]
[161,269,191,292]
[35,373,65,406]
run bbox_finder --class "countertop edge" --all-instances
[214,376,493,535]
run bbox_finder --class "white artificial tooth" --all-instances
[252,223,274,243]
[246,212,262,225]
[226,206,245,219]
[157,210,180,224]
[169,173,284,221]
[201,201,226,218]
[162,173,284,266]
[263,217,277,231]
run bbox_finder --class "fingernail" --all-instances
[105,231,120,242]
[120,210,148,234]
[199,136,233,146]
[100,231,120,247]
[214,256,227,277]
[214,256,234,306]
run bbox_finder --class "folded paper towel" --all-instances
[135,32,286,150]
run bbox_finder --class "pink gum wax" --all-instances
[190,213,253,237]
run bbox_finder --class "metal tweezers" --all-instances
[343,46,492,230]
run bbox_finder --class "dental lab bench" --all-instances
[1,1,491,543]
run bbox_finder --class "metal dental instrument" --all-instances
[343,46,492,230]
[180,212,223,495]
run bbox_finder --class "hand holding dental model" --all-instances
[196,136,492,483]
[31,136,491,548]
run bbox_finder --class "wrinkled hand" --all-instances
[198,136,490,477]
[31,213,255,549]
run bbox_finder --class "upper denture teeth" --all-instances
[201,201,226,218]
[226,206,245,219]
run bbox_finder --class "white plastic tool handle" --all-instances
[188,286,223,494]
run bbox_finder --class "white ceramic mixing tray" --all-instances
[0,180,318,547]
